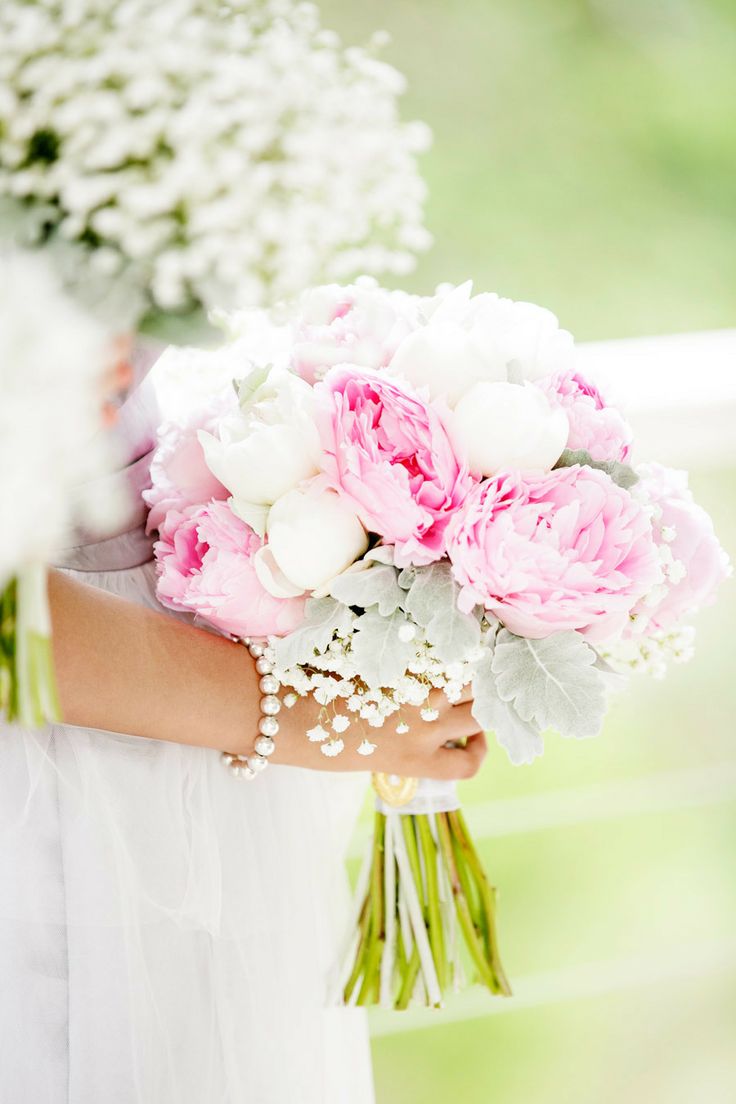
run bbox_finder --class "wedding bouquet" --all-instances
[0,0,429,342]
[146,279,729,1008]
[0,249,118,725]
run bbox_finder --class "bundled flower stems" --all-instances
[0,566,59,726]
[147,278,729,1007]
[341,778,511,1009]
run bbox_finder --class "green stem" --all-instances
[395,945,421,1010]
[356,812,385,1005]
[0,579,18,720]
[436,813,497,992]
[396,915,407,978]
[401,816,425,910]
[449,810,512,996]
[343,897,371,1004]
[356,937,382,1005]
[416,815,447,994]
[450,823,482,932]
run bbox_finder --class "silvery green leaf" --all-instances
[401,562,481,662]
[272,597,354,670]
[491,629,606,739]
[554,448,639,490]
[237,363,271,405]
[472,652,544,765]
[397,566,416,590]
[365,546,395,566]
[350,609,418,689]
[328,563,404,616]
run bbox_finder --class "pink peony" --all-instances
[632,463,730,632]
[446,465,661,640]
[537,370,632,463]
[154,499,305,638]
[315,365,473,566]
[144,392,237,533]
[290,282,418,385]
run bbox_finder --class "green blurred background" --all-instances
[318,1,736,1101]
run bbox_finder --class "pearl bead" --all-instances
[248,755,268,773]
[260,695,281,716]
[221,752,235,766]
[242,765,258,781]
[255,656,272,676]
[259,674,280,695]
[248,643,264,659]
[257,716,279,739]
[254,734,276,757]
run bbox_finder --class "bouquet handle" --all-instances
[339,775,511,1009]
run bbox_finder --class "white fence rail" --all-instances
[578,328,736,468]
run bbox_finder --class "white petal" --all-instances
[253,545,305,599]
[320,738,345,757]
[228,496,269,536]
[450,381,567,476]
[267,486,368,591]
[307,724,329,743]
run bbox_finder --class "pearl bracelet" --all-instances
[222,637,280,781]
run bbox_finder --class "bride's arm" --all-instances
[50,570,486,780]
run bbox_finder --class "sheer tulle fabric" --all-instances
[0,368,374,1103]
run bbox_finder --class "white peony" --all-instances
[289,279,421,383]
[391,282,574,406]
[255,485,368,597]
[198,366,322,534]
[449,381,568,476]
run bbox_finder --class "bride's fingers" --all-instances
[439,700,480,741]
[429,730,487,780]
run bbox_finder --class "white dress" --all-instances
[0,367,373,1104]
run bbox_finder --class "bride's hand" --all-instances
[272,686,487,781]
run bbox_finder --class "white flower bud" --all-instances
[449,381,568,476]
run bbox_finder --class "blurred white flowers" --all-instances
[0,0,431,335]
[0,249,117,587]
[0,247,123,724]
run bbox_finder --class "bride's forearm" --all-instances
[49,570,261,752]
[47,570,487,780]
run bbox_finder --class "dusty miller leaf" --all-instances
[328,563,404,616]
[272,597,354,670]
[400,562,481,663]
[554,448,639,491]
[471,652,544,765]
[491,629,606,739]
[350,609,418,689]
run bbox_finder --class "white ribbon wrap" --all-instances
[375,777,460,817]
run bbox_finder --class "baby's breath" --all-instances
[0,0,430,331]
